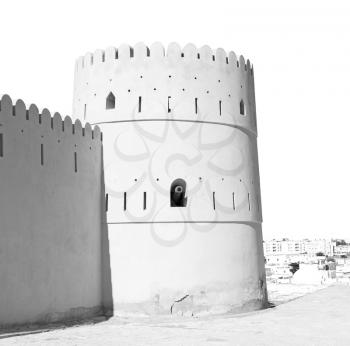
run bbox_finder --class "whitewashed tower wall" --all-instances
[73,42,267,315]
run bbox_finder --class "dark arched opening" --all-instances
[106,92,116,109]
[170,178,187,207]
[239,99,245,115]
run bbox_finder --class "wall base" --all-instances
[108,222,267,316]
[0,305,105,331]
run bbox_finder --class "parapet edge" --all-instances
[75,42,254,75]
[0,94,103,142]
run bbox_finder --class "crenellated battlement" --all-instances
[0,94,102,142]
[75,42,254,75]
[73,42,257,135]
[0,94,102,178]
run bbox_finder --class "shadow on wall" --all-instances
[100,145,114,317]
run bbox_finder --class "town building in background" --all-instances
[263,239,336,258]
[263,238,350,284]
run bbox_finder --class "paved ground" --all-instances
[1,285,350,345]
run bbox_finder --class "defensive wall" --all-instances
[0,95,112,327]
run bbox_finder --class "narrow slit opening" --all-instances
[213,192,216,210]
[168,96,171,113]
[123,192,127,211]
[105,193,109,212]
[138,96,142,113]
[240,99,245,115]
[233,192,235,210]
[84,104,87,119]
[248,193,251,211]
[40,144,44,166]
[195,98,198,114]
[74,152,77,173]
[143,192,147,210]
[219,100,222,116]
[0,134,3,157]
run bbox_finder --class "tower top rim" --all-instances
[75,42,254,74]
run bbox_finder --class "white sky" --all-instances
[0,0,349,240]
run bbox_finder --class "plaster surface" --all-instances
[0,95,108,327]
[108,222,266,315]
[73,43,266,314]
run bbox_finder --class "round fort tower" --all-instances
[73,42,267,315]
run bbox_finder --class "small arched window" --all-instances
[106,92,115,110]
[170,178,187,207]
[240,99,245,116]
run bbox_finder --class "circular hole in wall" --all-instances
[140,75,143,79]
[194,76,197,80]
[168,75,172,78]
[206,90,209,94]
[156,178,159,181]
[153,88,157,91]
[134,178,137,182]
[218,80,221,83]
[228,94,231,97]
[128,89,131,93]
[182,88,185,91]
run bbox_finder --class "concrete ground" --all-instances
[1,285,350,345]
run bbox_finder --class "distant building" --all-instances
[263,239,304,255]
[303,239,335,256]
[334,244,350,256]
[263,239,336,263]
